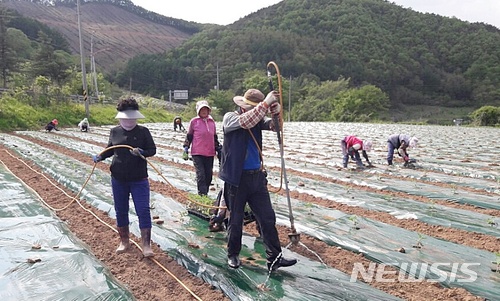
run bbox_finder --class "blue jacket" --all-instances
[219,121,265,187]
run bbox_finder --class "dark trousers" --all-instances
[224,170,281,261]
[111,177,152,229]
[192,155,214,195]
[341,140,361,167]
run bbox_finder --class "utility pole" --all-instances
[77,0,89,118]
[215,62,220,102]
[216,62,219,91]
[288,75,292,122]
[90,32,99,99]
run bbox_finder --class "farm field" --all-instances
[0,122,499,301]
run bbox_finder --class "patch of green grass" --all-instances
[0,95,184,131]
[380,105,475,125]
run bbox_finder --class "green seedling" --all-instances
[428,200,437,212]
[492,252,500,273]
[487,217,498,227]
[348,215,360,230]
[413,178,421,189]
[189,194,215,216]
[304,202,314,215]
[413,233,426,249]
[271,193,279,206]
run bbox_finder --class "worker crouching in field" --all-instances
[341,135,373,169]
[173,116,186,132]
[45,119,59,132]
[78,117,89,132]
[387,134,418,167]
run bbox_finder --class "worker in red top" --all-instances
[45,119,59,132]
[341,135,373,169]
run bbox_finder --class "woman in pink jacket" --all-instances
[183,100,221,196]
[341,135,373,169]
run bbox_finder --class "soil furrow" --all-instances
[3,132,494,300]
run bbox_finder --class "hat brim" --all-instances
[115,110,145,119]
[233,96,255,111]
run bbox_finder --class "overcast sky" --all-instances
[131,0,500,29]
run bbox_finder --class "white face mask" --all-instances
[119,119,137,131]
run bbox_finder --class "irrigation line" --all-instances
[0,148,203,301]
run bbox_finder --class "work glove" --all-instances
[270,103,281,116]
[264,91,279,107]
[182,146,189,161]
[216,146,222,161]
[92,154,102,163]
[129,147,144,157]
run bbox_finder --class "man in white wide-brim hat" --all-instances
[219,88,297,271]
[92,97,157,258]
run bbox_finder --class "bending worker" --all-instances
[341,135,373,169]
[387,134,418,166]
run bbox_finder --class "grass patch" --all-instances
[0,95,188,131]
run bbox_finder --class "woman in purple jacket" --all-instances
[183,100,221,196]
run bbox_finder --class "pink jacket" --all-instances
[343,135,363,149]
[185,116,217,156]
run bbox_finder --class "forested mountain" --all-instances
[0,0,201,71]
[119,0,500,109]
[2,0,500,114]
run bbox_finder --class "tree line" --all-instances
[114,0,500,124]
[0,0,498,125]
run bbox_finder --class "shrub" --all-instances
[469,106,500,126]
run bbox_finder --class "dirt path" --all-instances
[1,132,497,300]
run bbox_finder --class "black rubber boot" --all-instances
[267,255,297,271]
[116,226,130,254]
[228,255,241,268]
[140,228,154,257]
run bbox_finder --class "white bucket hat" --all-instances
[363,140,373,151]
[196,100,211,115]
[409,137,418,148]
